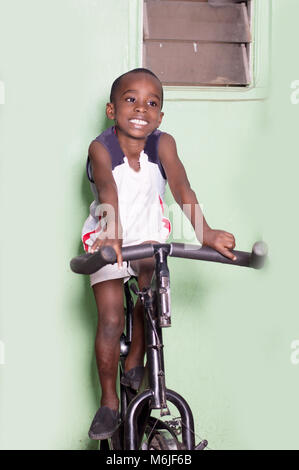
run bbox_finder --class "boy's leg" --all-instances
[92,278,125,410]
[124,250,155,373]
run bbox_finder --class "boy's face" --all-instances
[106,73,164,139]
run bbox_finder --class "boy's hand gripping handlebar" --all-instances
[70,241,268,275]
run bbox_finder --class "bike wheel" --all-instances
[144,418,185,450]
[147,429,184,450]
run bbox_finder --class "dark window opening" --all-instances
[143,0,253,86]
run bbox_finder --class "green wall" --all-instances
[0,0,298,450]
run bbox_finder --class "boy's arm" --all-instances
[88,140,123,267]
[158,133,236,261]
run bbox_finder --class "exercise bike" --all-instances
[70,241,267,450]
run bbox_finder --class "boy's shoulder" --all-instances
[89,127,123,171]
[158,132,177,154]
[158,131,176,144]
[93,126,116,147]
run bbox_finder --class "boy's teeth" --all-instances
[130,119,147,125]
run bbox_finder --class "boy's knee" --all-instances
[134,256,155,275]
[137,259,155,289]
[99,308,124,338]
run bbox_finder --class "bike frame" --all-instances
[70,240,267,450]
[104,245,198,450]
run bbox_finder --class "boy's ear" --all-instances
[157,111,164,128]
[106,102,115,120]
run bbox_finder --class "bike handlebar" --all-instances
[70,241,268,275]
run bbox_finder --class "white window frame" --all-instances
[128,0,271,102]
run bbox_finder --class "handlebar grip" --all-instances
[170,243,248,266]
[170,241,268,269]
[249,241,268,269]
[70,246,117,274]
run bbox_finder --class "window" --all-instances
[143,0,253,87]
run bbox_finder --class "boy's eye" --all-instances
[124,97,158,107]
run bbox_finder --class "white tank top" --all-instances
[82,127,171,252]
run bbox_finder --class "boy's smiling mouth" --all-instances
[129,118,148,128]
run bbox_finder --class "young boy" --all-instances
[81,68,236,440]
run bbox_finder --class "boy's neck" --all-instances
[115,126,147,159]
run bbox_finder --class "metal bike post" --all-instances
[124,389,153,450]
[143,283,167,410]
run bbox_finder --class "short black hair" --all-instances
[109,68,164,108]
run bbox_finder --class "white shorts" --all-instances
[89,260,138,287]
